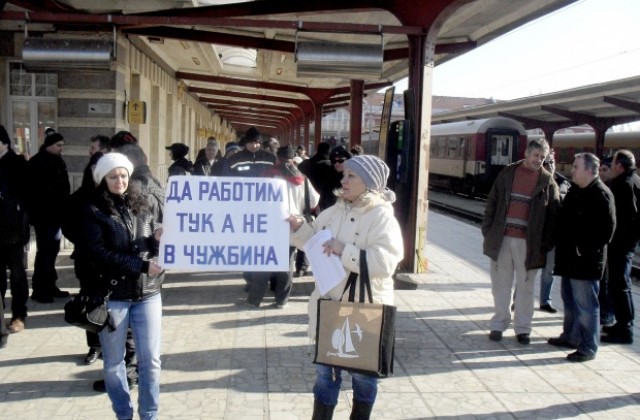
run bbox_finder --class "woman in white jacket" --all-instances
[288,154,403,420]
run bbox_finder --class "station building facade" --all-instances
[0,31,235,189]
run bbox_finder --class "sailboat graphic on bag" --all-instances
[327,316,363,358]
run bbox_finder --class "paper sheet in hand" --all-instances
[303,230,346,295]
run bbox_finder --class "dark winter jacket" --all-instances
[0,149,29,245]
[130,165,165,223]
[168,157,194,177]
[554,172,571,201]
[482,160,560,270]
[25,147,70,226]
[225,149,275,177]
[210,156,230,176]
[554,178,616,280]
[298,155,341,210]
[84,192,163,301]
[63,153,103,249]
[608,168,640,250]
[193,156,216,176]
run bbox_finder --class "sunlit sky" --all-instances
[395,0,640,101]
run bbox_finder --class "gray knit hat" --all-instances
[344,155,395,202]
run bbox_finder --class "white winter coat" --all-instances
[291,191,404,340]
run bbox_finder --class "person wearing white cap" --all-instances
[287,154,403,420]
[84,152,164,420]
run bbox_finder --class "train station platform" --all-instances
[1,211,639,419]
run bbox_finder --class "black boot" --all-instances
[312,399,335,420]
[350,400,373,420]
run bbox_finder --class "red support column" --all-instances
[350,79,364,146]
[390,31,437,274]
[314,102,323,146]
[304,114,311,150]
[293,122,299,146]
[594,128,606,158]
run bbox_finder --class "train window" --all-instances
[447,138,458,158]
[490,135,513,165]
[458,138,466,158]
[437,137,446,157]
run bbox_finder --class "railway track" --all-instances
[428,189,485,224]
[428,189,640,275]
[428,197,484,224]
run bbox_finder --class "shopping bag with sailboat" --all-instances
[314,250,396,377]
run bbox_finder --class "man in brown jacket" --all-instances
[482,138,560,345]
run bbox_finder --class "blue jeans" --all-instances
[100,293,162,420]
[539,248,555,306]
[598,264,615,326]
[560,277,600,356]
[313,364,378,406]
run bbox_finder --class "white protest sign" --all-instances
[159,176,290,271]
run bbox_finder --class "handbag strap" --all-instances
[340,250,374,303]
[359,250,374,304]
[303,178,313,221]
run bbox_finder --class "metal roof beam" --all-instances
[178,71,391,106]
[124,26,472,62]
[202,97,300,117]
[540,105,637,133]
[603,96,640,114]
[226,117,282,128]
[217,113,289,127]
[212,107,296,127]
[540,105,597,126]
[189,87,311,112]
[323,102,350,111]
[0,10,421,34]
[211,106,292,119]
[226,119,282,135]
[497,112,564,131]
[123,26,296,53]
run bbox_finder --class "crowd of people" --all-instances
[2,123,639,419]
[482,138,639,364]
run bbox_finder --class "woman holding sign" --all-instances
[287,154,403,420]
[84,153,164,420]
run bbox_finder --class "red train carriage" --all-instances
[429,117,527,195]
[550,131,640,176]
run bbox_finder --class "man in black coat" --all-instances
[224,127,275,294]
[166,142,194,177]
[298,142,341,211]
[550,153,616,362]
[193,138,219,176]
[225,127,275,177]
[211,142,241,176]
[601,149,640,344]
[25,129,71,303]
[0,125,29,332]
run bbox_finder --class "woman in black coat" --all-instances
[84,152,164,420]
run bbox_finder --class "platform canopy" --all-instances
[432,75,640,131]
[0,0,579,135]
